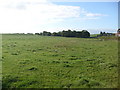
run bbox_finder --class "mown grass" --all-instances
[2,34,118,88]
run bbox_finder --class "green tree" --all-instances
[81,30,90,38]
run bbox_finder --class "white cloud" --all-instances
[0,0,80,32]
[0,0,81,33]
[0,0,108,33]
[80,8,108,18]
[85,13,107,17]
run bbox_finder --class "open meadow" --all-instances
[2,34,118,88]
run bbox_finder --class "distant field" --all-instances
[2,34,118,88]
[90,34,99,37]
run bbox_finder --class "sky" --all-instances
[0,0,118,34]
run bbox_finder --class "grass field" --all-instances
[2,34,118,88]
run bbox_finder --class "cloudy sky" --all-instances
[0,0,118,34]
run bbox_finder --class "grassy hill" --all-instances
[2,34,118,88]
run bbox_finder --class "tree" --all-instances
[37,29,90,38]
[81,30,90,38]
[76,31,82,37]
[52,32,59,36]
[100,31,103,35]
[42,31,51,36]
[35,33,40,35]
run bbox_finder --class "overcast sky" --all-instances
[0,0,118,34]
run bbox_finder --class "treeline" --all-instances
[98,32,115,37]
[35,30,90,38]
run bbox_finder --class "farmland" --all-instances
[2,34,118,88]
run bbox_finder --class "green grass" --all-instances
[2,34,118,88]
[90,34,99,37]
[98,36,118,40]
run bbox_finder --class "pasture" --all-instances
[2,34,118,88]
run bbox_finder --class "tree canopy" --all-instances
[35,29,90,38]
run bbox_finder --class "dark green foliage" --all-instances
[36,29,90,38]
[99,31,114,37]
[35,33,40,35]
[42,31,51,36]
[81,30,90,38]
[52,32,61,36]
[56,30,90,38]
